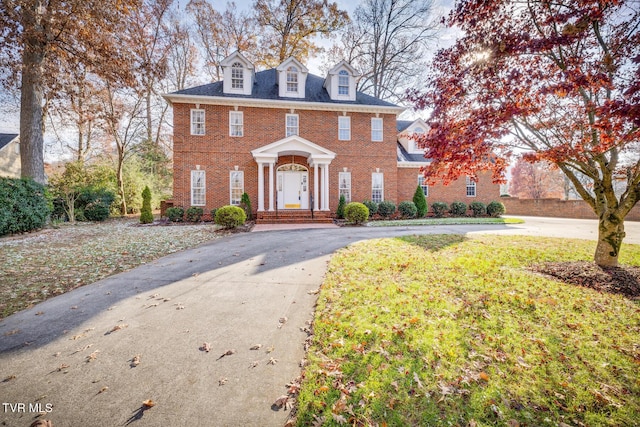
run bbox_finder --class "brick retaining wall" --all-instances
[501,197,640,222]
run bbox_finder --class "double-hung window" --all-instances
[338,116,351,141]
[286,66,298,93]
[230,171,244,206]
[231,62,244,89]
[466,176,477,197]
[229,111,243,137]
[371,118,383,141]
[372,172,384,203]
[418,175,429,197]
[338,172,351,203]
[191,109,205,135]
[338,70,349,95]
[191,170,206,206]
[286,114,299,137]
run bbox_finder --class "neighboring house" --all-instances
[163,51,500,222]
[0,133,20,178]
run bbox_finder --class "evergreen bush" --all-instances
[377,200,396,218]
[215,205,246,229]
[336,194,346,219]
[185,206,204,222]
[240,192,253,220]
[362,200,378,217]
[139,186,154,224]
[487,201,506,217]
[450,201,468,217]
[81,189,114,222]
[398,201,417,218]
[0,178,51,236]
[344,202,369,224]
[469,201,487,217]
[431,202,449,218]
[166,206,185,222]
[413,185,428,218]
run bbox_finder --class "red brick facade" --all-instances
[170,102,501,216]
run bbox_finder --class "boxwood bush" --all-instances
[377,200,396,218]
[344,202,369,224]
[166,206,185,222]
[450,201,468,217]
[413,185,428,218]
[487,201,506,217]
[215,205,246,229]
[362,200,378,218]
[469,201,487,217]
[185,206,204,222]
[398,201,417,218]
[0,178,51,236]
[431,202,449,218]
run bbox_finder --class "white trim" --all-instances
[338,171,351,203]
[285,113,299,137]
[229,110,243,137]
[397,161,430,168]
[466,176,477,197]
[163,93,405,115]
[190,109,205,135]
[338,116,351,141]
[230,170,244,205]
[371,117,383,142]
[372,172,384,203]
[191,170,206,206]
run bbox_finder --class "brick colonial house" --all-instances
[163,51,500,222]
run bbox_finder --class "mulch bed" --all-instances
[531,261,640,300]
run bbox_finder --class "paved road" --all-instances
[0,217,638,426]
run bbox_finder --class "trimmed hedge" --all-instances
[166,206,185,222]
[450,201,468,217]
[362,200,378,217]
[186,206,204,222]
[398,201,417,218]
[469,201,487,217]
[377,200,396,218]
[344,202,369,224]
[431,202,449,218]
[215,205,246,229]
[0,178,51,236]
[487,201,506,217]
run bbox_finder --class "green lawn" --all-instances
[296,235,640,426]
[367,217,525,227]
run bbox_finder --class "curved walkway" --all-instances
[0,217,638,426]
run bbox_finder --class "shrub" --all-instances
[140,186,153,224]
[398,201,417,218]
[344,202,369,224]
[469,201,487,217]
[413,185,428,218]
[487,201,506,217]
[185,206,204,222]
[215,205,246,229]
[240,192,253,220]
[450,201,468,217]
[166,206,185,222]
[82,190,114,222]
[0,178,51,236]
[210,208,218,221]
[362,200,378,217]
[377,200,396,218]
[336,194,346,219]
[431,202,449,218]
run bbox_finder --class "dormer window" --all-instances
[410,127,425,153]
[231,62,244,89]
[286,66,299,93]
[338,70,349,95]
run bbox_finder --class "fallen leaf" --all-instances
[217,349,236,360]
[249,361,259,368]
[35,311,44,316]
[250,344,262,350]
[200,342,211,353]
[479,372,490,382]
[106,324,128,335]
[278,317,288,328]
[413,372,424,389]
[86,351,100,362]
[98,386,109,394]
[130,355,141,367]
[268,357,278,365]
[218,377,228,386]
[57,364,70,372]
[142,399,155,408]
[266,345,275,353]
[3,375,17,382]
[307,289,320,295]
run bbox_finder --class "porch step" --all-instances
[256,210,334,224]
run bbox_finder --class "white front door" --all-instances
[277,171,309,209]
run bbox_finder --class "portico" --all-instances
[251,136,336,212]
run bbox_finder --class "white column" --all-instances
[257,162,265,211]
[313,163,319,212]
[268,162,275,211]
[322,164,330,211]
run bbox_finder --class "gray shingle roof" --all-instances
[0,133,18,151]
[173,69,399,108]
[396,120,414,132]
[397,142,430,163]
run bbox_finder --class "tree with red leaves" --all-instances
[408,0,640,267]
[509,159,564,199]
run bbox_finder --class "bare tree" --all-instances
[324,0,439,102]
[254,0,349,68]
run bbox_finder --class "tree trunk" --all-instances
[594,213,625,267]
[20,37,47,184]
[117,156,127,216]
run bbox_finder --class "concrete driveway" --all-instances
[1,217,638,426]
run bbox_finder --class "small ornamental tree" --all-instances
[140,186,153,224]
[413,185,428,218]
[408,0,640,267]
[240,192,253,220]
[336,194,346,219]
